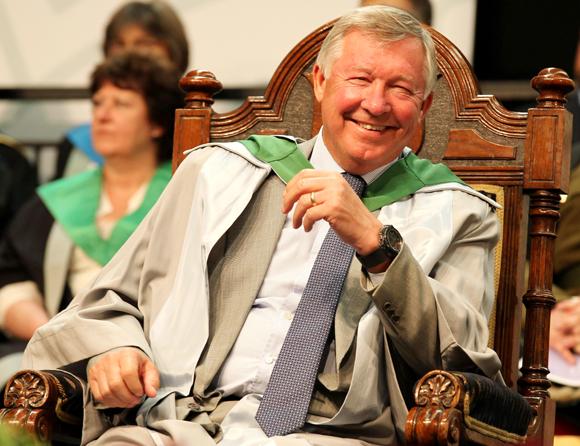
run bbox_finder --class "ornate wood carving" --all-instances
[406,371,464,446]
[0,371,57,441]
[430,29,527,139]
[212,22,331,140]
[172,70,223,170]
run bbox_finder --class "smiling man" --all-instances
[23,6,502,446]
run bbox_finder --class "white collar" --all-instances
[311,128,405,185]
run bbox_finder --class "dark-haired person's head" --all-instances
[103,1,189,74]
[90,52,183,163]
[359,0,432,25]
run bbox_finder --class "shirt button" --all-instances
[284,312,293,321]
[265,355,275,364]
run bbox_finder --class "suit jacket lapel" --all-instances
[194,173,286,394]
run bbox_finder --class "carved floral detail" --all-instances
[4,372,47,408]
[416,374,457,408]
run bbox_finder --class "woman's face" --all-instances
[108,24,171,61]
[91,82,162,160]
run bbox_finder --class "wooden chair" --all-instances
[0,19,574,445]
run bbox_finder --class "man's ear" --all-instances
[312,64,326,102]
[420,93,434,120]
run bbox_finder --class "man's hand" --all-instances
[88,347,159,408]
[550,298,580,364]
[282,169,382,256]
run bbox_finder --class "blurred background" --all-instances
[0,0,578,181]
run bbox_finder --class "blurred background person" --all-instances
[566,32,580,171]
[0,133,37,238]
[55,0,189,179]
[0,52,182,382]
[359,0,432,25]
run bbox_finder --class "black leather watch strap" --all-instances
[356,225,402,269]
[356,248,392,269]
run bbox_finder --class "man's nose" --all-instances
[361,83,391,116]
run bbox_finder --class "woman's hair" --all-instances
[90,52,183,162]
[103,1,189,74]
[316,5,437,98]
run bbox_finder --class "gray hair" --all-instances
[316,5,437,98]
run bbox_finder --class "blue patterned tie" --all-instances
[255,173,366,437]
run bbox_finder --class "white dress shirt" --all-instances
[213,131,395,397]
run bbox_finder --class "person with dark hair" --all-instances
[359,0,432,25]
[0,52,182,382]
[103,0,189,74]
[23,6,501,445]
[55,0,189,179]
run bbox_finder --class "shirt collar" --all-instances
[310,127,404,185]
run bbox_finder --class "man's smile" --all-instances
[348,117,396,133]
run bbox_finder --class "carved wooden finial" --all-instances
[179,70,223,109]
[531,68,575,108]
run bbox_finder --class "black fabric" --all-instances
[0,195,73,359]
[459,372,533,436]
[0,338,27,357]
[0,194,54,291]
[53,136,75,181]
[566,90,580,170]
[0,143,37,238]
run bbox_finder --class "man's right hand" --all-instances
[88,347,159,408]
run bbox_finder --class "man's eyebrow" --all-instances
[346,66,373,74]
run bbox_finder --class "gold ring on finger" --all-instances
[310,191,317,206]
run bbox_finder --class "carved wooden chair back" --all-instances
[172,20,573,445]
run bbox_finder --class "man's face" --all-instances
[313,30,432,175]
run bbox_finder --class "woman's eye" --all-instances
[115,99,131,107]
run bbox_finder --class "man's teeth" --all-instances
[358,122,386,131]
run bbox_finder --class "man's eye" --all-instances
[350,77,370,84]
[392,86,414,96]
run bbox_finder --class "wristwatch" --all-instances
[356,225,403,269]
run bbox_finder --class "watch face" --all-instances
[386,226,403,253]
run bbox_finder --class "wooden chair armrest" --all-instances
[405,370,533,446]
[0,369,83,443]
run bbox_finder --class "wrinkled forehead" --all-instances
[334,30,425,67]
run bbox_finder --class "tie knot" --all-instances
[342,172,366,197]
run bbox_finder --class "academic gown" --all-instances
[23,137,503,445]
